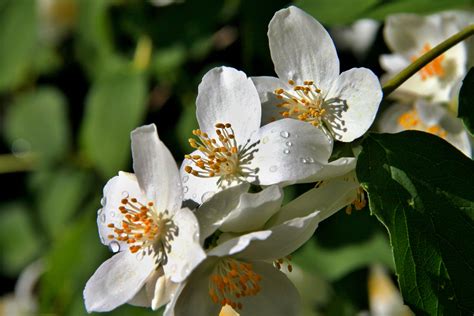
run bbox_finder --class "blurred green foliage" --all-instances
[0,0,471,315]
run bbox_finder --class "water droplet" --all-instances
[286,141,293,147]
[100,197,107,206]
[110,211,116,218]
[121,191,129,198]
[262,136,269,144]
[192,194,197,199]
[182,175,189,183]
[307,157,315,163]
[201,191,214,203]
[183,186,189,193]
[280,131,290,138]
[109,241,120,253]
[283,149,290,154]
[269,165,278,172]
[100,213,106,223]
[300,157,308,164]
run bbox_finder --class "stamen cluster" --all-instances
[398,110,447,138]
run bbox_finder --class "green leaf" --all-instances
[296,0,378,25]
[4,87,70,162]
[36,168,93,239]
[80,67,147,178]
[0,203,42,276]
[0,0,36,91]
[458,67,474,136]
[357,131,474,315]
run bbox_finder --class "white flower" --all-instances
[378,100,471,157]
[252,6,382,142]
[331,19,380,60]
[83,124,205,312]
[164,172,361,316]
[380,12,467,102]
[181,66,355,204]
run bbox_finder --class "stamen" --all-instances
[346,187,367,215]
[185,123,257,186]
[397,109,447,138]
[411,43,445,81]
[106,197,178,264]
[273,255,293,273]
[208,258,262,310]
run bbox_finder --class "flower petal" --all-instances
[268,172,360,226]
[251,76,290,124]
[83,251,155,312]
[268,6,339,93]
[164,208,206,283]
[207,231,272,257]
[325,68,382,142]
[131,124,182,215]
[151,274,179,310]
[97,172,146,250]
[219,185,283,233]
[251,119,352,186]
[196,67,261,141]
[195,183,251,243]
[236,211,321,261]
[377,102,412,133]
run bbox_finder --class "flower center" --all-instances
[184,123,256,186]
[106,197,178,264]
[274,80,348,139]
[411,43,445,81]
[208,258,262,311]
[398,109,447,138]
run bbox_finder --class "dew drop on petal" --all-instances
[269,165,278,172]
[100,197,107,206]
[280,131,290,138]
[201,191,214,203]
[183,186,189,193]
[262,136,269,144]
[300,157,308,164]
[110,211,116,218]
[121,191,129,198]
[99,212,106,223]
[182,175,189,183]
[192,193,197,199]
[283,149,290,154]
[307,157,315,163]
[286,141,293,147]
[109,241,120,253]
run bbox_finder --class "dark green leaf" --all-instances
[0,0,36,91]
[4,87,70,162]
[80,67,147,178]
[0,203,41,276]
[357,131,474,315]
[458,67,474,136]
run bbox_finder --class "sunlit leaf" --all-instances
[357,131,474,314]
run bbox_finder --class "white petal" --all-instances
[83,251,155,312]
[379,54,407,74]
[268,6,339,93]
[195,183,251,243]
[127,285,151,307]
[234,261,300,316]
[98,172,146,250]
[196,67,261,141]
[415,100,446,125]
[131,124,182,215]
[251,76,289,124]
[179,152,222,205]
[326,68,382,142]
[164,208,206,283]
[236,211,321,261]
[252,119,350,186]
[207,231,272,257]
[269,173,360,226]
[151,274,179,310]
[219,185,283,233]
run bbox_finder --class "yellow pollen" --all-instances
[273,255,293,272]
[397,109,447,139]
[411,43,445,81]
[346,187,367,215]
[208,258,262,311]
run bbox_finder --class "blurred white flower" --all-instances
[181,66,355,204]
[380,12,467,102]
[149,0,184,7]
[252,6,382,142]
[378,100,471,157]
[84,124,205,312]
[331,19,380,60]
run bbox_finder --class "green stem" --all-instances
[382,24,474,98]
[0,153,38,173]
